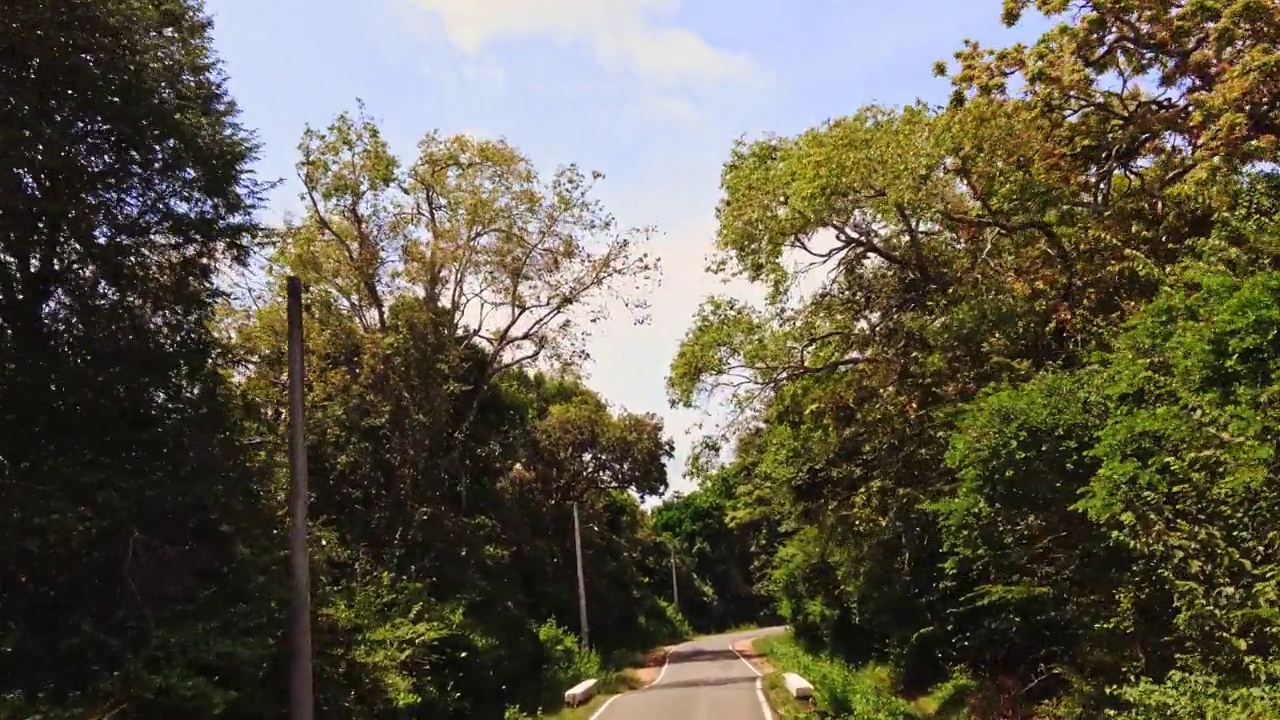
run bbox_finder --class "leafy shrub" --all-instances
[649,599,694,643]
[914,671,978,718]
[312,572,465,717]
[1109,666,1280,720]
[527,621,603,713]
[757,634,916,719]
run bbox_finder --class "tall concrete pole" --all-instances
[287,277,314,720]
[573,502,590,649]
[670,544,679,611]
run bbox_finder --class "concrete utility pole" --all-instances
[286,277,314,720]
[573,502,590,649]
[670,544,679,612]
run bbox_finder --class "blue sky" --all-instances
[206,0,1049,495]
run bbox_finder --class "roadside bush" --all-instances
[1109,665,1280,720]
[648,599,694,644]
[529,622,602,712]
[757,634,916,719]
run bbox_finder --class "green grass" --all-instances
[907,673,976,718]
[532,692,610,720]
[522,671,637,712]
[523,647,666,719]
[538,630,978,720]
[530,673,640,720]
[753,634,974,720]
[761,670,817,719]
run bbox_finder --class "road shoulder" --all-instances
[536,643,677,719]
[731,636,775,676]
[736,633,817,719]
[626,645,674,687]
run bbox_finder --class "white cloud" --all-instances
[638,93,704,125]
[400,0,756,86]
[576,214,760,494]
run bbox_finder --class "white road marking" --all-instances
[730,643,763,677]
[590,644,678,719]
[731,640,774,720]
[587,694,620,720]
[649,647,673,687]
[753,678,773,720]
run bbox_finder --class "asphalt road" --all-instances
[592,626,787,720]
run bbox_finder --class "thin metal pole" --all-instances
[287,276,314,720]
[573,502,589,649]
[670,545,679,611]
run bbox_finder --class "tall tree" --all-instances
[253,107,662,507]
[0,0,274,717]
[224,109,678,717]
[667,0,1280,712]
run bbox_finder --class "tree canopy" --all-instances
[2,3,681,717]
[669,0,1280,716]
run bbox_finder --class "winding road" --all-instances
[592,627,787,720]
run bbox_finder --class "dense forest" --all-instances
[668,0,1280,717]
[2,1,710,718]
[3,0,1280,718]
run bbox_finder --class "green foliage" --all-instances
[529,622,604,713]
[767,528,839,638]
[309,572,466,715]
[651,471,774,633]
[935,266,1280,714]
[3,3,681,716]
[221,103,680,717]
[668,0,1280,717]
[1086,270,1280,676]
[936,369,1133,688]
[1109,663,1280,720]
[1,0,277,716]
[756,634,917,719]
[13,0,1280,718]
